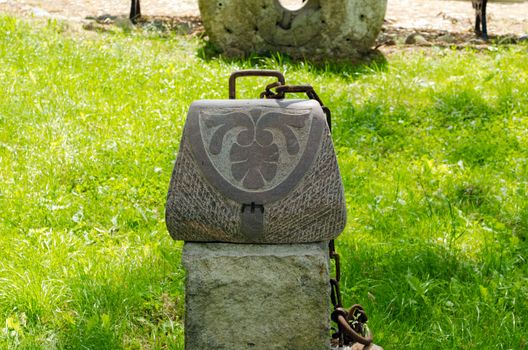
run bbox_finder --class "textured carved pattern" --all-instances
[166,101,347,243]
[200,108,310,191]
[165,138,243,242]
[264,135,346,243]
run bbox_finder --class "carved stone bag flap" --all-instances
[166,72,346,243]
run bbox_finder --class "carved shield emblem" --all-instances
[187,104,325,204]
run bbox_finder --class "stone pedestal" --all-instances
[182,242,330,350]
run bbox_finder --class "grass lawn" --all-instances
[1,15,527,349]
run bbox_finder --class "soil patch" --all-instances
[1,0,527,50]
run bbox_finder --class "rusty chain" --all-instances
[255,73,373,348]
[260,82,332,131]
[229,70,373,346]
[329,241,372,347]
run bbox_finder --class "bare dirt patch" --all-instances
[1,0,527,50]
[380,0,528,51]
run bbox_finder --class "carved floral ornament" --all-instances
[196,107,315,193]
[167,99,347,243]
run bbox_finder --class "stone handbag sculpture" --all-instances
[166,70,346,243]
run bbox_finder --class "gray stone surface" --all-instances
[166,99,347,244]
[404,33,430,45]
[182,242,331,350]
[198,0,388,61]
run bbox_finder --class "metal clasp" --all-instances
[240,202,265,242]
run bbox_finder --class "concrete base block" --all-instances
[182,242,330,350]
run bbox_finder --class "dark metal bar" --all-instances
[130,0,141,23]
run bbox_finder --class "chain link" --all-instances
[258,75,372,347]
[329,240,373,347]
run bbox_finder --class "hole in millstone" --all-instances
[278,0,307,11]
[224,26,233,33]
[359,14,366,21]
[217,2,223,7]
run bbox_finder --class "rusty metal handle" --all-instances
[273,84,332,131]
[229,70,286,99]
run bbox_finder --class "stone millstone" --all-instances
[182,242,331,350]
[198,0,387,61]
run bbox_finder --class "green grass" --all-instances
[1,16,527,349]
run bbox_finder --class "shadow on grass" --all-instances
[196,40,388,78]
[343,236,528,347]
